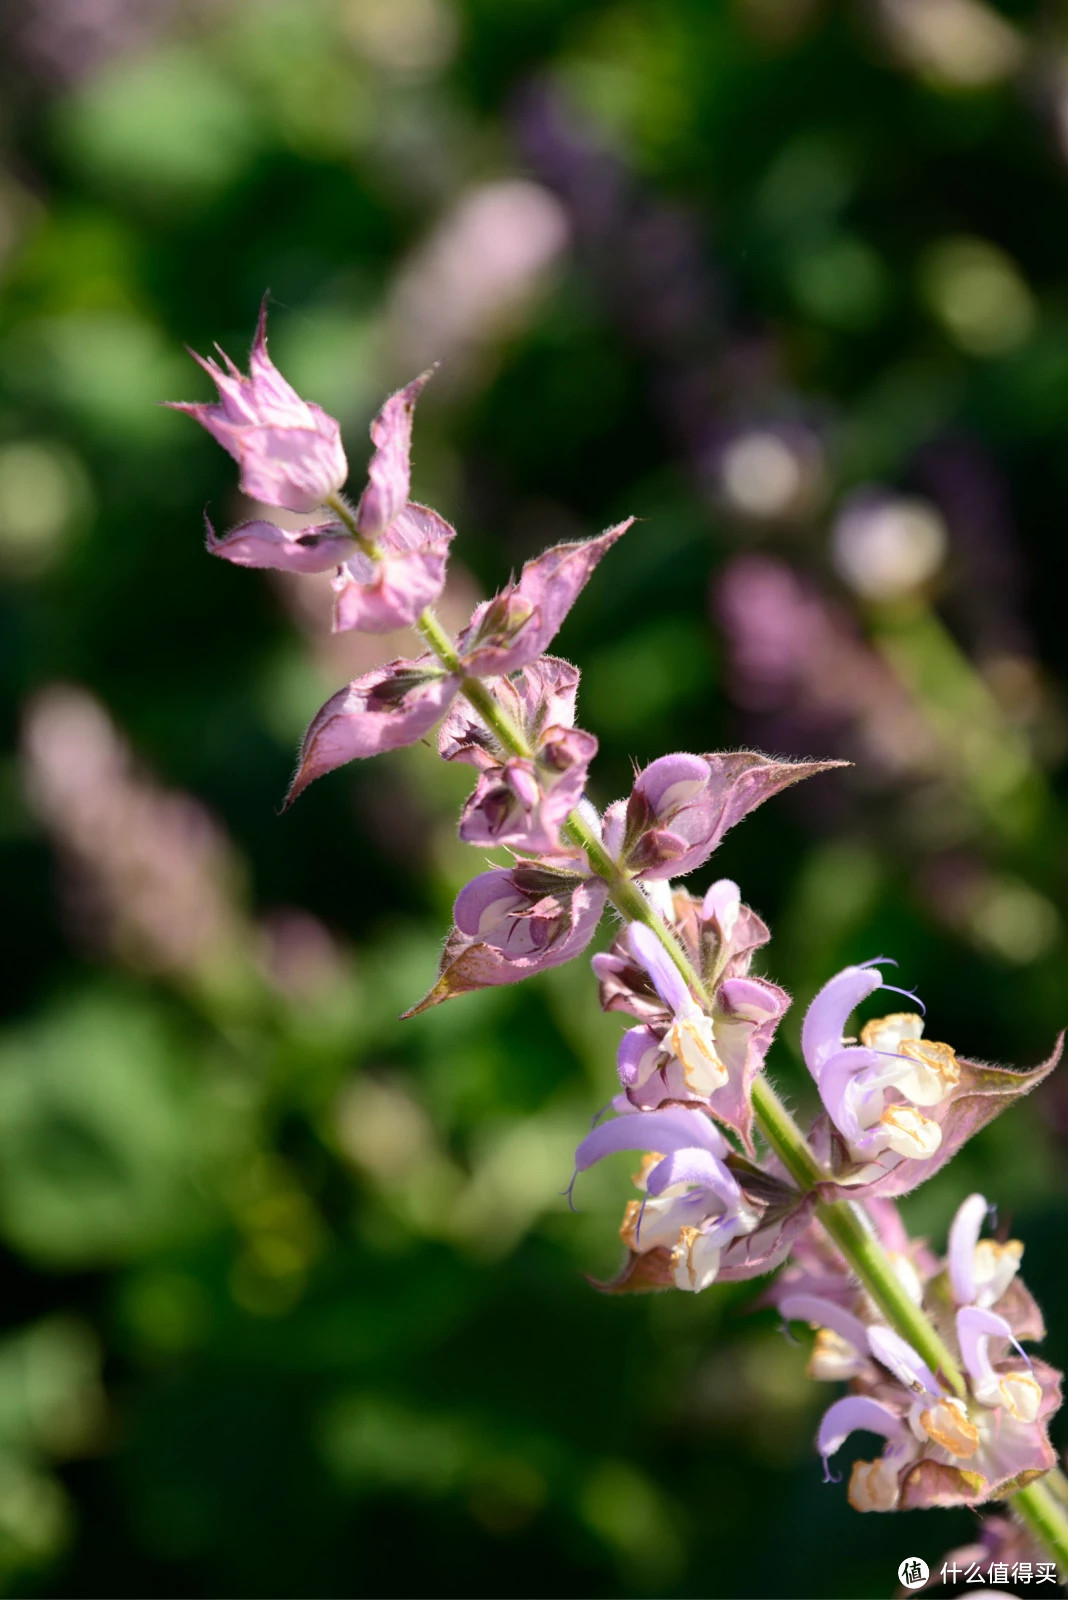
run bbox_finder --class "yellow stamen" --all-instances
[848,1457,900,1512]
[899,1037,960,1088]
[620,1200,644,1250]
[808,1328,863,1383]
[630,1151,663,1191]
[859,1012,924,1051]
[880,1102,942,1158]
[919,1397,979,1457]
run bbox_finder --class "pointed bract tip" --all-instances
[202,510,221,554]
[602,515,635,545]
[253,291,272,351]
[280,766,310,811]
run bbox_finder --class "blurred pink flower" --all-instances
[21,684,244,979]
[388,180,569,376]
[5,0,179,85]
[716,553,938,778]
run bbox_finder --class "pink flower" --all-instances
[402,861,608,1014]
[284,526,628,802]
[799,962,1063,1198]
[603,750,846,881]
[594,878,775,1019]
[774,1191,1062,1512]
[572,1105,815,1295]
[199,360,456,634]
[285,657,460,805]
[168,299,347,513]
[594,881,786,1142]
[597,893,789,1154]
[330,503,454,634]
[812,1303,1061,1513]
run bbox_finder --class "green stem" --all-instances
[1014,1477,1068,1576]
[414,606,464,676]
[324,490,381,562]
[816,1189,966,1394]
[415,608,538,759]
[412,601,1068,1559]
[738,1075,964,1391]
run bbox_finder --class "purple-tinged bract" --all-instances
[168,300,348,514]
[608,750,846,881]
[329,372,456,632]
[205,514,357,574]
[354,369,433,540]
[403,861,607,1014]
[457,523,632,677]
[286,657,460,805]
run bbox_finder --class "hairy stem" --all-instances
[1015,1477,1068,1574]
[412,600,1068,1564]
[323,490,380,562]
[751,1076,967,1393]
[415,609,535,759]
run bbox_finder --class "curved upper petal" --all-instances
[645,1148,741,1205]
[627,922,692,1015]
[801,965,884,1078]
[779,1293,870,1353]
[866,1325,940,1396]
[817,1395,906,1466]
[574,1108,728,1171]
[948,1193,990,1307]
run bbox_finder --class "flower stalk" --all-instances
[410,587,1068,1559]
[407,594,975,1379]
[173,316,1068,1576]
[1015,1476,1068,1573]
[324,491,380,563]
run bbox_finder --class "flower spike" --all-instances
[176,300,1068,1569]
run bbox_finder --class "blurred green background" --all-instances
[1,1,1067,1595]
